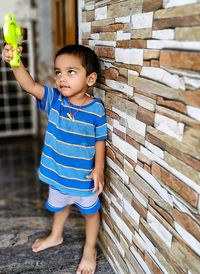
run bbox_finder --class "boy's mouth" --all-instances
[60,85,70,89]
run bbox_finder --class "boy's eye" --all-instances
[55,70,61,76]
[68,69,76,75]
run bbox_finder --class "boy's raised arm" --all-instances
[3,44,44,100]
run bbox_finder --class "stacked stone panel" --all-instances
[79,0,200,273]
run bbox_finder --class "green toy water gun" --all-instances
[3,13,23,67]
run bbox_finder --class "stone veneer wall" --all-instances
[79,0,200,273]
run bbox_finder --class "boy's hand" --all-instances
[87,169,105,195]
[2,44,22,64]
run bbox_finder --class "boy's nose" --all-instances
[60,73,67,81]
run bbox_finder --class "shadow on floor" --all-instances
[0,137,114,274]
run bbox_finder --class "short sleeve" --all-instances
[37,85,55,114]
[95,106,107,142]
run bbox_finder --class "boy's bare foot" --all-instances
[76,246,97,274]
[32,234,63,253]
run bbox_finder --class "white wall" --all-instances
[0,0,35,26]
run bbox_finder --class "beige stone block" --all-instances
[131,29,152,39]
[101,232,130,273]
[92,23,124,33]
[175,26,200,41]
[144,49,160,60]
[130,170,172,211]
[127,128,145,145]
[128,75,181,100]
[140,219,185,274]
[124,160,134,179]
[147,126,200,164]
[99,32,116,40]
[154,4,200,19]
[82,10,95,22]
[155,248,184,274]
[108,0,142,18]
[170,238,200,273]
[91,18,114,27]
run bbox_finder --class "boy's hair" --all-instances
[55,45,100,76]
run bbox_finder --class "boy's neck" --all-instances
[68,93,91,106]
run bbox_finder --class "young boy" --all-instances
[3,44,107,274]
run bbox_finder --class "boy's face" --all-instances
[54,54,96,98]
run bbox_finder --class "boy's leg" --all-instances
[76,211,100,274]
[32,205,71,253]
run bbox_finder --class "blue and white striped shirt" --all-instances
[37,86,107,196]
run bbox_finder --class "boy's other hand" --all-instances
[87,169,105,195]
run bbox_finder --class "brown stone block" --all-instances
[82,10,95,22]
[157,97,187,114]
[182,90,200,108]
[135,88,157,100]
[143,0,162,12]
[150,60,160,67]
[132,197,147,220]
[149,199,174,226]
[124,155,137,168]
[143,61,151,67]
[136,106,155,126]
[126,134,140,150]
[104,68,127,83]
[160,50,200,72]
[145,252,163,274]
[151,162,198,208]
[106,146,116,161]
[91,23,124,33]
[107,128,112,142]
[144,164,151,173]
[117,40,147,49]
[129,65,142,72]
[113,128,126,141]
[153,15,200,30]
[81,39,89,45]
[94,46,115,59]
[172,208,200,241]
[106,109,120,120]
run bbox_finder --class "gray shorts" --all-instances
[45,187,100,215]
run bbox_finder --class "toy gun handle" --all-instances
[10,44,20,68]
[3,14,23,68]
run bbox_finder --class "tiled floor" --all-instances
[0,137,114,274]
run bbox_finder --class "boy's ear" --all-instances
[87,72,97,86]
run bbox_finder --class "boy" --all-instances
[3,44,107,274]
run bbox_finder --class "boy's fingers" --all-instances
[4,44,12,50]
